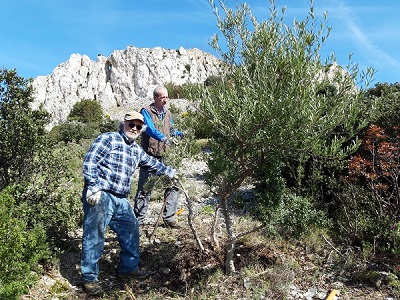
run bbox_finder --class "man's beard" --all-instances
[126,131,140,141]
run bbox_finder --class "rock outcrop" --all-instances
[31,46,224,130]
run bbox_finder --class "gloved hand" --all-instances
[171,170,181,186]
[163,138,171,146]
[163,137,180,146]
[170,137,179,145]
[86,190,102,206]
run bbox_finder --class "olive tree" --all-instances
[193,0,374,274]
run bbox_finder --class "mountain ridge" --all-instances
[31,46,224,130]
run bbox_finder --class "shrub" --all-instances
[204,75,223,87]
[165,82,184,99]
[50,122,98,144]
[263,192,329,239]
[184,64,191,72]
[0,69,50,190]
[0,187,51,299]
[20,142,85,240]
[367,82,400,129]
[340,123,400,252]
[0,69,85,297]
[165,82,202,100]
[68,99,103,124]
[99,118,120,133]
[47,99,106,143]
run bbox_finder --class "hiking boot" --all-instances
[117,269,150,280]
[83,281,103,295]
[164,220,180,229]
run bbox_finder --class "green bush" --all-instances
[47,98,105,144]
[0,187,51,299]
[68,98,103,124]
[165,82,184,99]
[0,69,50,190]
[99,118,120,133]
[268,193,329,238]
[50,122,98,144]
[19,142,85,240]
[165,82,202,100]
[366,82,400,129]
[0,69,85,297]
[50,119,118,144]
[178,109,212,140]
[204,75,224,87]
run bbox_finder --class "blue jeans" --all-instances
[134,167,179,224]
[81,188,140,283]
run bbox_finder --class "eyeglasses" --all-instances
[127,123,143,130]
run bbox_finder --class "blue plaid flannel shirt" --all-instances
[83,130,175,195]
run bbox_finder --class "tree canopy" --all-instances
[0,69,50,190]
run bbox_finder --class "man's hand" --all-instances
[163,138,170,145]
[171,171,181,186]
[86,190,102,206]
[170,137,179,145]
[163,137,179,146]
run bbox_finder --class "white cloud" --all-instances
[332,0,400,70]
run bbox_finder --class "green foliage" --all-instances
[99,118,120,133]
[388,272,400,291]
[204,75,224,87]
[0,187,51,299]
[165,82,184,99]
[366,82,400,128]
[68,98,103,123]
[49,122,98,144]
[184,64,191,73]
[178,77,227,140]
[196,0,371,204]
[165,82,202,100]
[268,193,329,238]
[0,69,85,296]
[0,69,86,297]
[16,142,85,240]
[0,69,50,190]
[173,1,383,272]
[49,280,70,294]
[330,180,396,253]
[201,204,215,215]
[49,98,108,143]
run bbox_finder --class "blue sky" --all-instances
[1,0,399,85]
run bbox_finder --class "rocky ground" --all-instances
[22,158,399,299]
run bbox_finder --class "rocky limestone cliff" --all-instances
[31,46,224,130]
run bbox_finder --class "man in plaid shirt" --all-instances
[81,110,177,296]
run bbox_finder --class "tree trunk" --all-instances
[211,203,221,249]
[221,198,236,274]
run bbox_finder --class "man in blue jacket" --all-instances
[134,85,183,228]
